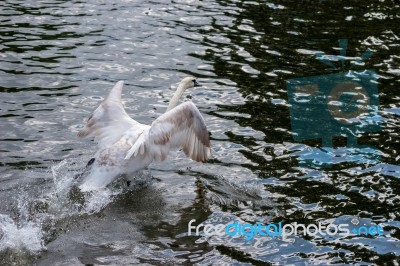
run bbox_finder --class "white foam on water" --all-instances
[48,158,120,216]
[0,158,151,262]
[0,214,44,252]
[83,188,121,214]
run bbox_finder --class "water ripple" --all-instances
[1,0,399,265]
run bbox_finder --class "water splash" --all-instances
[47,158,130,216]
[0,214,43,252]
[0,214,44,266]
[0,158,152,263]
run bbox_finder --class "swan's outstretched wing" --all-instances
[78,81,139,148]
[124,101,211,162]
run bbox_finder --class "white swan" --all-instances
[77,77,211,191]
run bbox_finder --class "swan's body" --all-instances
[78,77,210,191]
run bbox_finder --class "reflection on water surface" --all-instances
[0,0,399,265]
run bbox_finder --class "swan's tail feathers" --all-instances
[77,81,140,149]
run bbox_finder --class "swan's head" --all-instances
[167,76,200,111]
[180,76,200,90]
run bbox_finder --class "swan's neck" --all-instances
[167,83,187,111]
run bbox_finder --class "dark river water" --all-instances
[1,0,400,265]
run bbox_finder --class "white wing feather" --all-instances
[124,101,211,162]
[78,81,140,149]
